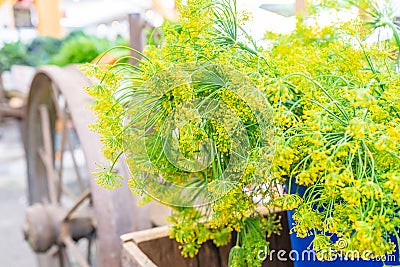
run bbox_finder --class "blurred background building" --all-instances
[0,0,175,45]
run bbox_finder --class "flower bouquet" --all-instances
[85,0,400,266]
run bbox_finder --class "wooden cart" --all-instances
[21,13,154,267]
[23,63,154,267]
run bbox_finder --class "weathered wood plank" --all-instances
[122,211,293,267]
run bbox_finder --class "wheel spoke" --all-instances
[63,235,90,267]
[48,245,59,256]
[56,104,84,202]
[62,189,91,221]
[60,246,72,267]
[61,183,79,202]
[87,236,94,265]
[56,107,69,200]
[66,132,85,192]
[39,105,59,204]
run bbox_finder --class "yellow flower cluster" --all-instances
[265,10,400,259]
[85,0,400,265]
[82,64,126,188]
[384,172,400,205]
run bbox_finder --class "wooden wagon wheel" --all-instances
[23,65,151,267]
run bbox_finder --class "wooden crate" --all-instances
[121,211,293,267]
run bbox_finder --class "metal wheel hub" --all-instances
[24,203,94,253]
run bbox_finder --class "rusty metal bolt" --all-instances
[24,203,94,253]
[24,204,56,253]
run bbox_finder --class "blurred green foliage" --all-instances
[0,41,29,71]
[26,36,62,66]
[0,31,125,71]
[51,31,115,66]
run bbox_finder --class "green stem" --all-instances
[283,73,350,122]
[383,21,400,53]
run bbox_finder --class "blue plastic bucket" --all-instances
[287,210,400,267]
